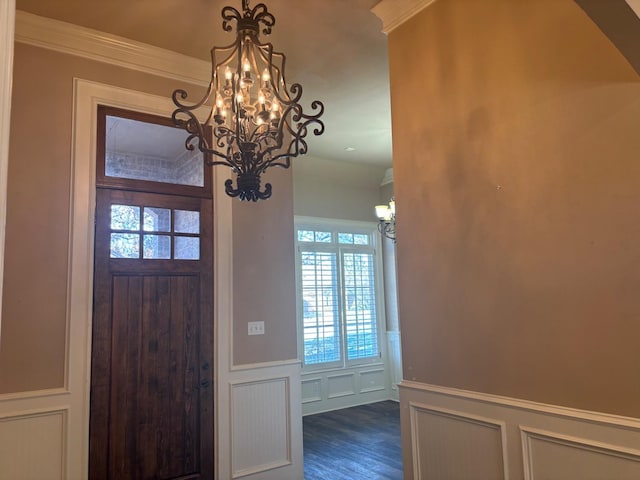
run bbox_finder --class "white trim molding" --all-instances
[626,0,640,19]
[372,0,440,34]
[226,361,303,480]
[521,426,640,480]
[0,407,68,480]
[401,380,640,430]
[15,10,209,86]
[408,402,509,480]
[399,381,640,480]
[380,167,394,186]
[0,0,15,342]
[0,78,230,480]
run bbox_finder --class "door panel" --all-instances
[90,188,213,480]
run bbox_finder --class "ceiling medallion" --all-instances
[172,0,325,201]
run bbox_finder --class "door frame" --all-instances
[70,79,233,479]
[0,0,15,339]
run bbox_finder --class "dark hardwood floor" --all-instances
[303,400,403,480]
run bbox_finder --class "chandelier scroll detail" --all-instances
[171,0,325,201]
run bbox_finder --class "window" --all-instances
[110,204,200,260]
[296,220,382,368]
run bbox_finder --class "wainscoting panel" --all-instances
[231,378,290,477]
[224,360,302,480]
[301,377,322,404]
[360,368,387,393]
[302,363,393,415]
[410,404,507,480]
[386,330,402,401]
[0,407,67,480]
[521,427,640,480]
[399,381,640,480]
[327,372,356,399]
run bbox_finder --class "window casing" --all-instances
[295,219,384,370]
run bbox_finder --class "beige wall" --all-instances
[232,167,298,365]
[293,154,387,221]
[389,0,640,418]
[1,42,297,392]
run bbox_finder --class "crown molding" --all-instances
[626,0,640,19]
[372,0,440,34]
[380,167,394,186]
[14,10,209,86]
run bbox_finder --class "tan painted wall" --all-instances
[293,155,388,221]
[388,0,640,417]
[1,43,297,392]
[232,167,298,365]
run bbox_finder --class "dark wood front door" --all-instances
[89,187,214,480]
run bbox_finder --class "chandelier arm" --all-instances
[222,6,242,32]
[248,3,275,35]
[252,41,298,104]
[212,42,241,73]
[253,42,288,100]
[172,84,216,112]
[224,177,272,201]
[172,110,233,167]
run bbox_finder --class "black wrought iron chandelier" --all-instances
[375,198,396,241]
[172,0,325,201]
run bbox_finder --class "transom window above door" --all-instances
[97,105,212,198]
[105,115,204,187]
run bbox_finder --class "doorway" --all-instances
[89,106,214,479]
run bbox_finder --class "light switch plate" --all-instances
[248,321,265,335]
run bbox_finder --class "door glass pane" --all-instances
[111,205,140,231]
[143,235,171,259]
[175,237,199,260]
[110,233,139,258]
[143,207,171,232]
[175,210,200,234]
[105,115,204,187]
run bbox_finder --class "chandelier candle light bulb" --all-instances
[171,0,325,201]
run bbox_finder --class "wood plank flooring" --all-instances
[303,400,403,480]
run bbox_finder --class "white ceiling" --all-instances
[16,0,393,167]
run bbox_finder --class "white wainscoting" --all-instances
[301,360,392,416]
[223,360,303,480]
[0,394,69,480]
[387,330,402,401]
[400,381,640,480]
